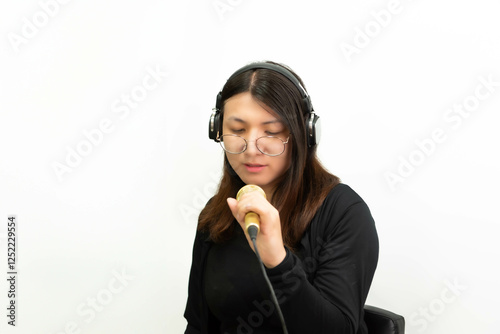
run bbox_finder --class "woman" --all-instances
[184,61,379,334]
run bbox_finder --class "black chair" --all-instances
[364,305,405,334]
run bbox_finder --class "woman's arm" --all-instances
[266,198,379,334]
[228,184,378,333]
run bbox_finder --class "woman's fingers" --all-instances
[227,193,285,268]
[226,197,240,221]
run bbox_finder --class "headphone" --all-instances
[208,62,320,148]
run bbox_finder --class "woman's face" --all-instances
[222,92,292,198]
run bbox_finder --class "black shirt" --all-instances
[204,226,282,333]
[184,183,379,334]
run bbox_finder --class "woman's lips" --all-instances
[244,164,266,172]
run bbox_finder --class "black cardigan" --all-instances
[184,184,379,334]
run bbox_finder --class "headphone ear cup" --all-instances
[209,92,224,141]
[208,110,221,141]
[305,113,320,147]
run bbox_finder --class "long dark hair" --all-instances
[198,61,340,248]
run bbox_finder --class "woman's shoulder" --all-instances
[311,183,374,234]
[322,183,367,209]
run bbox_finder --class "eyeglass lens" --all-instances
[221,135,285,156]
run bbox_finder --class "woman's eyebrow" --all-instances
[226,116,246,124]
[226,116,282,125]
[262,119,282,125]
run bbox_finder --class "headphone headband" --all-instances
[215,62,313,115]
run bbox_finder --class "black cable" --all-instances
[249,226,289,334]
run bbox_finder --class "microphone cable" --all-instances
[248,226,289,334]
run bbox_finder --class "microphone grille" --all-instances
[236,184,266,201]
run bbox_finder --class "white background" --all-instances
[1,0,499,333]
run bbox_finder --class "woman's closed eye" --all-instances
[265,131,281,136]
[228,128,284,136]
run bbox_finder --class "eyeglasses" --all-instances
[219,134,290,156]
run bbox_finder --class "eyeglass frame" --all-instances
[218,133,291,157]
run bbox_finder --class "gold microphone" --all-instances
[236,185,266,239]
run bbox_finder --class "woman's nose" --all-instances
[244,134,262,155]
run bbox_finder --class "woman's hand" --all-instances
[227,192,286,268]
